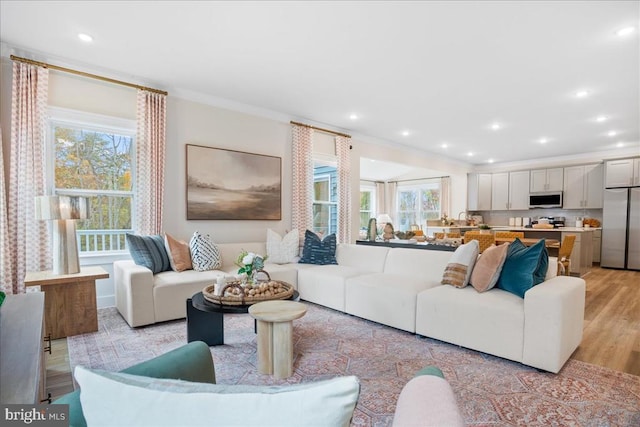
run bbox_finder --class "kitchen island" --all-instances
[490,226,600,276]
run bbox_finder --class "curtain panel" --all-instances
[291,125,314,245]
[0,129,13,293]
[135,90,167,235]
[335,136,351,243]
[440,176,451,218]
[5,62,51,294]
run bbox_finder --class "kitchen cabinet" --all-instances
[593,229,601,263]
[467,173,492,211]
[491,171,529,210]
[561,231,593,276]
[605,158,636,188]
[563,163,603,209]
[634,158,640,186]
[530,168,563,192]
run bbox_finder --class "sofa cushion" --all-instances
[164,233,192,272]
[266,229,299,264]
[383,248,453,280]
[189,231,222,272]
[299,230,338,265]
[336,244,390,272]
[126,234,171,274]
[470,243,510,292]
[75,366,360,427]
[497,239,548,298]
[441,240,479,288]
[297,265,362,311]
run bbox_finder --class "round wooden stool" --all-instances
[248,300,307,379]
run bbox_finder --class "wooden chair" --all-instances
[434,232,445,240]
[464,233,496,253]
[463,230,480,238]
[495,231,524,239]
[446,232,461,238]
[557,235,576,276]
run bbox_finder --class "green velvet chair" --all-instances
[53,341,216,427]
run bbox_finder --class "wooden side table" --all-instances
[248,300,307,379]
[24,266,109,339]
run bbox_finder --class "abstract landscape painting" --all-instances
[186,144,281,220]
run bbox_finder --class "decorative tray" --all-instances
[202,277,294,306]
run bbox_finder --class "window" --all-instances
[359,184,376,230]
[396,181,441,231]
[49,109,135,253]
[313,162,337,237]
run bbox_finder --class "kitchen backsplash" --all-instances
[472,209,603,227]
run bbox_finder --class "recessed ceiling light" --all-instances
[575,90,589,98]
[78,33,93,42]
[349,114,358,120]
[616,26,636,37]
[616,142,624,148]
[401,131,410,137]
[441,143,448,149]
[467,152,474,157]
[539,137,548,144]
[490,122,501,131]
[596,115,608,122]
[488,159,494,164]
[607,131,617,137]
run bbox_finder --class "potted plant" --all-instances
[478,224,492,234]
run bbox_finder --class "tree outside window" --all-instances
[359,187,376,230]
[313,163,337,237]
[396,182,441,231]
[52,119,134,253]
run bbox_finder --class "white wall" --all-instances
[0,54,475,308]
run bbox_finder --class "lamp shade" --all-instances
[36,196,89,220]
[376,214,392,224]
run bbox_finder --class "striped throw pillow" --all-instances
[126,234,171,274]
[299,230,338,265]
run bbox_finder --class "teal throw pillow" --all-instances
[126,234,171,274]
[496,238,547,298]
[299,230,338,265]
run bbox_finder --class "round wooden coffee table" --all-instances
[248,300,307,379]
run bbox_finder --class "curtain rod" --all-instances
[290,120,351,139]
[10,55,168,96]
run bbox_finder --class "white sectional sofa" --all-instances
[114,241,586,373]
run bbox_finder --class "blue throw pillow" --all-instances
[126,234,171,274]
[299,230,338,265]
[496,238,547,298]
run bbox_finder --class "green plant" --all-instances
[235,250,268,281]
[478,224,491,230]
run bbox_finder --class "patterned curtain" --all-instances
[135,90,166,235]
[335,136,351,243]
[440,176,451,218]
[6,62,51,294]
[0,129,13,293]
[291,124,313,245]
[387,181,398,223]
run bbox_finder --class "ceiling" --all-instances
[1,1,638,166]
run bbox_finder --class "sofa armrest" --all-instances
[522,276,586,373]
[392,367,464,427]
[114,260,156,327]
[53,341,216,427]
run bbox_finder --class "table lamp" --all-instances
[36,195,89,275]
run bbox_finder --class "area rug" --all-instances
[68,304,640,426]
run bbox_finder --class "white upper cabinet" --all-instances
[467,173,492,211]
[634,158,640,187]
[509,171,530,210]
[605,158,635,188]
[530,168,563,192]
[491,172,510,210]
[563,164,603,209]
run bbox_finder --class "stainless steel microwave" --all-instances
[529,192,563,208]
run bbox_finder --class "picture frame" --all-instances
[186,144,282,220]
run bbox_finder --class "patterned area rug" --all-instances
[68,304,640,426]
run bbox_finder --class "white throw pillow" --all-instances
[75,366,360,427]
[441,240,480,288]
[189,231,221,272]
[266,229,299,264]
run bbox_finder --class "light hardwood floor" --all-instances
[45,266,640,400]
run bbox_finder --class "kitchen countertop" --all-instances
[490,226,600,232]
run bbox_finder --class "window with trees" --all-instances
[50,110,135,253]
[396,181,441,231]
[313,162,337,237]
[359,184,376,230]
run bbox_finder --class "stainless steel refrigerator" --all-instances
[601,187,640,270]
